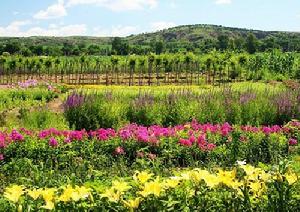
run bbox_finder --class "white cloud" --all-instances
[215,0,232,5]
[33,0,67,19]
[66,0,158,11]
[0,21,86,37]
[93,25,138,37]
[150,21,176,31]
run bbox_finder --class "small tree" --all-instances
[245,33,258,54]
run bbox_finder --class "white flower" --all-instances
[237,160,247,166]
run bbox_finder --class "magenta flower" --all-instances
[119,129,131,140]
[0,154,4,161]
[179,138,192,147]
[0,135,5,148]
[10,130,24,142]
[289,138,298,146]
[64,137,71,143]
[49,137,58,147]
[207,143,216,151]
[189,135,196,143]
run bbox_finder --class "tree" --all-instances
[61,42,73,56]
[154,40,164,55]
[4,42,20,54]
[30,45,44,56]
[20,47,32,57]
[217,35,229,51]
[87,45,100,55]
[111,37,129,55]
[245,33,258,54]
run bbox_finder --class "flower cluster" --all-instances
[17,79,38,89]
[0,121,299,164]
[2,164,298,211]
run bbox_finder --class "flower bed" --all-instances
[1,121,299,169]
[1,164,299,211]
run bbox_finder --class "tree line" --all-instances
[0,50,299,85]
[1,32,300,57]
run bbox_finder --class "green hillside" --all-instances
[0,24,300,55]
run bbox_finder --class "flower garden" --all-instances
[0,81,299,211]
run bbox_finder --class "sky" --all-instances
[0,0,300,37]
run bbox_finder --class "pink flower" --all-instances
[179,138,192,147]
[207,143,216,151]
[197,134,206,145]
[189,135,196,143]
[64,137,71,143]
[0,135,6,148]
[147,153,157,160]
[240,136,248,142]
[114,146,125,155]
[289,138,298,146]
[0,154,4,161]
[49,137,58,147]
[136,151,145,158]
[262,127,272,135]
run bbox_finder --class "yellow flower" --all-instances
[40,188,57,210]
[249,182,265,196]
[133,171,154,184]
[189,170,206,183]
[27,188,42,200]
[101,188,121,203]
[285,173,298,185]
[204,175,220,188]
[58,185,74,202]
[123,198,141,209]
[273,173,284,182]
[139,178,163,198]
[240,164,254,174]
[217,169,237,188]
[41,201,55,210]
[162,178,180,189]
[58,185,91,202]
[4,185,25,203]
[112,180,131,193]
[76,186,91,200]
[259,171,271,182]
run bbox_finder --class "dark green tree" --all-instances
[111,37,129,55]
[245,33,258,54]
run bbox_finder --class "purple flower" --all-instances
[64,92,87,110]
[49,137,58,147]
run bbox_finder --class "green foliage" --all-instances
[64,85,300,129]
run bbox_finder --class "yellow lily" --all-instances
[133,171,154,184]
[285,173,298,185]
[27,188,42,200]
[112,180,132,193]
[4,185,25,203]
[123,198,141,209]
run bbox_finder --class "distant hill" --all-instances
[1,24,300,54]
[127,24,300,43]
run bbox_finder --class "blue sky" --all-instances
[0,0,300,37]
